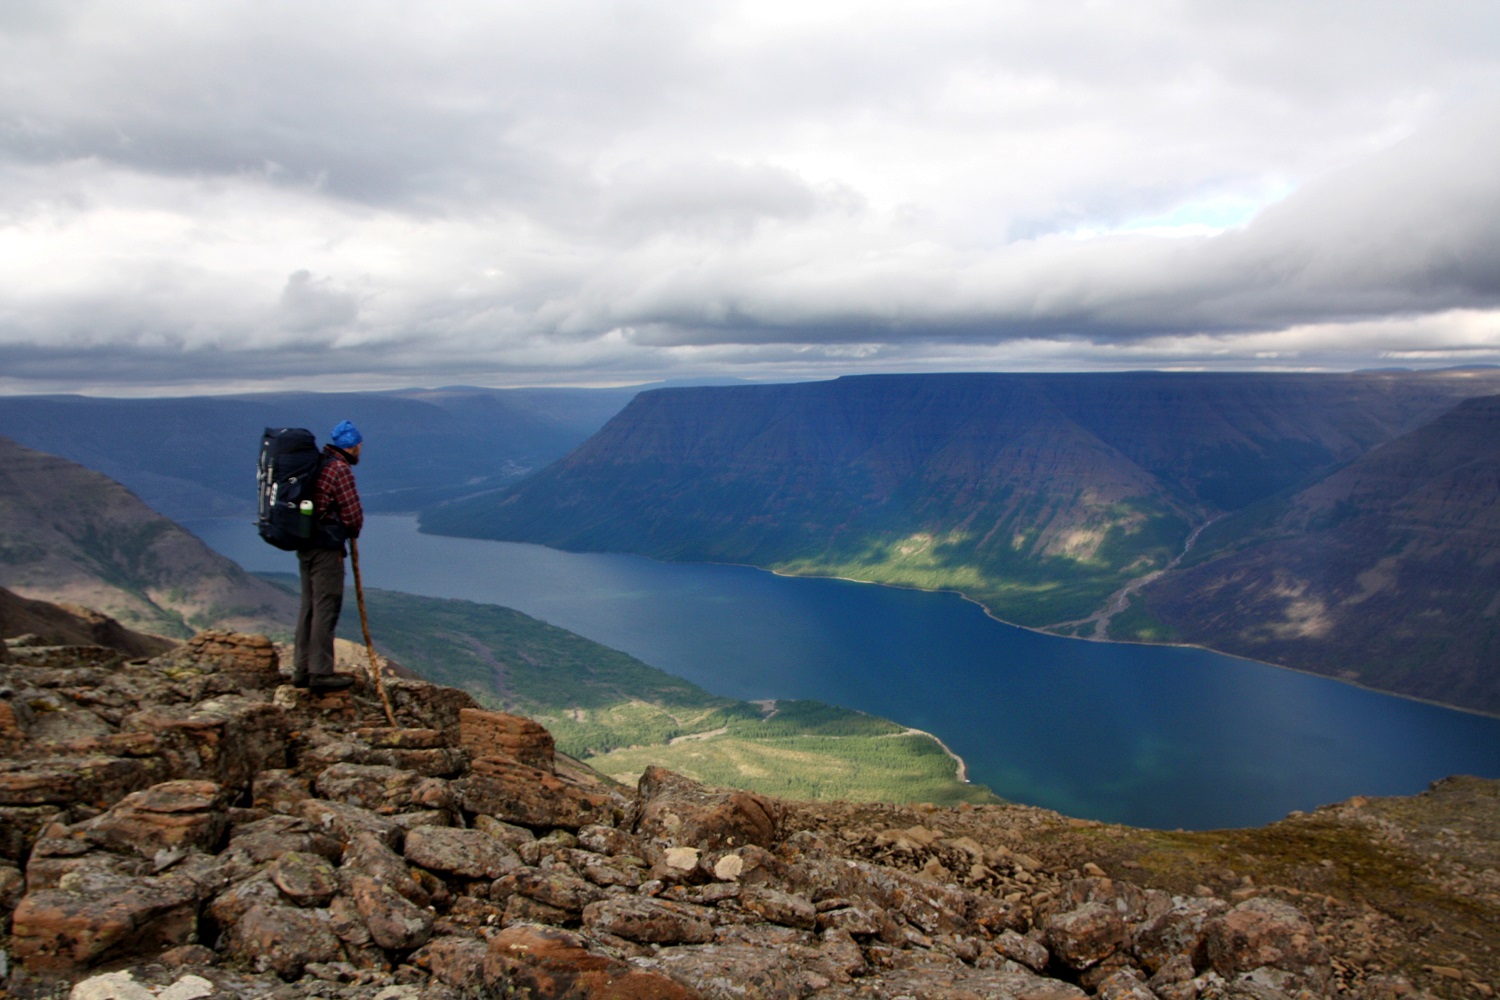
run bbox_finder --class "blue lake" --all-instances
[189,514,1500,831]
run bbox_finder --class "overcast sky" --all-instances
[3,1,1499,394]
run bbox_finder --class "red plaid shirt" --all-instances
[315,445,363,537]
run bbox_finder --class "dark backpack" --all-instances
[257,427,339,551]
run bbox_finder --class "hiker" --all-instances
[293,419,365,691]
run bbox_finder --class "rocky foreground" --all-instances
[1,630,1496,1000]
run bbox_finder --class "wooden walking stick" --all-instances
[349,538,398,727]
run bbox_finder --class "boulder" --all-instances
[10,871,205,972]
[224,814,342,865]
[1044,900,1128,971]
[349,873,435,950]
[1204,896,1331,992]
[581,896,716,945]
[342,830,428,906]
[206,870,285,927]
[0,804,64,862]
[634,941,842,999]
[224,902,343,979]
[267,850,339,907]
[633,766,783,852]
[1132,895,1227,974]
[0,755,165,810]
[411,934,490,990]
[79,780,228,859]
[160,631,280,692]
[404,825,522,880]
[811,963,1089,999]
[459,708,556,770]
[738,885,817,931]
[314,761,434,814]
[482,923,701,999]
[996,928,1050,971]
[785,856,972,937]
[494,867,605,915]
[296,796,402,849]
[0,695,32,753]
[383,680,480,744]
[458,755,624,830]
[250,769,312,813]
[122,697,288,791]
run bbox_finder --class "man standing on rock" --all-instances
[293,419,364,692]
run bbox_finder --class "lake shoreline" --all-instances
[751,563,1500,724]
[198,515,1500,829]
[407,516,1500,722]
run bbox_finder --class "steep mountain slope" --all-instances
[424,371,1500,625]
[1137,394,1500,713]
[0,385,637,520]
[0,437,297,637]
[0,585,177,658]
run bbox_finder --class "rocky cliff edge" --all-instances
[1,628,1495,1000]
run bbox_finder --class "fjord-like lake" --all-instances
[191,514,1500,831]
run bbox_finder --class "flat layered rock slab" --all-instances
[810,964,1088,999]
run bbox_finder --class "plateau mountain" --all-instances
[421,370,1500,712]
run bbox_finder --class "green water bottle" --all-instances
[298,499,314,539]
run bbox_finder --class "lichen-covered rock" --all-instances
[249,768,312,813]
[349,873,435,950]
[342,830,429,906]
[10,871,205,972]
[813,962,1089,999]
[1095,966,1157,1000]
[1204,896,1331,992]
[78,779,228,858]
[122,697,288,791]
[633,766,783,852]
[160,631,280,692]
[411,934,490,990]
[459,708,556,770]
[206,869,285,927]
[267,849,339,906]
[738,885,817,931]
[458,753,625,830]
[996,928,1050,971]
[483,923,701,999]
[786,856,973,937]
[494,866,605,915]
[224,902,343,979]
[403,824,521,880]
[634,940,846,999]
[223,813,342,865]
[0,755,165,810]
[1131,895,1227,974]
[314,761,432,814]
[296,796,402,849]
[1050,876,1150,925]
[582,896,716,944]
[1044,899,1128,971]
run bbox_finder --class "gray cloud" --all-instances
[2,1,1500,392]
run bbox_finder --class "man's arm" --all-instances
[324,461,364,538]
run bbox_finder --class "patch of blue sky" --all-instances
[1118,187,1293,238]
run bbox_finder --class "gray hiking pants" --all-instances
[295,547,345,679]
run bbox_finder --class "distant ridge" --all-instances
[422,369,1500,712]
[0,436,297,638]
[0,385,638,520]
[1141,392,1500,713]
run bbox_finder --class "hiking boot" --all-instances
[291,672,310,688]
[307,674,354,693]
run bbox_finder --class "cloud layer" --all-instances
[3,0,1499,391]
